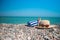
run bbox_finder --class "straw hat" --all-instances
[40,20,50,25]
[37,20,50,28]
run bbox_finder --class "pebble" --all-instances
[0,24,60,40]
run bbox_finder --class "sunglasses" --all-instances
[39,24,49,27]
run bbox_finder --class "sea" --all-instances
[0,16,60,25]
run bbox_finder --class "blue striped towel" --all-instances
[27,20,38,27]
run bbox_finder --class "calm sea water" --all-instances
[0,16,60,25]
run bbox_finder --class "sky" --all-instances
[0,0,60,17]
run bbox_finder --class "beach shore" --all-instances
[0,23,60,40]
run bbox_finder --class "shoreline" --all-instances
[0,23,60,27]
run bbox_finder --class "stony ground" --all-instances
[0,24,60,40]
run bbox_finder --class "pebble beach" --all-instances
[0,23,60,40]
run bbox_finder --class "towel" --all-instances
[27,20,38,27]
